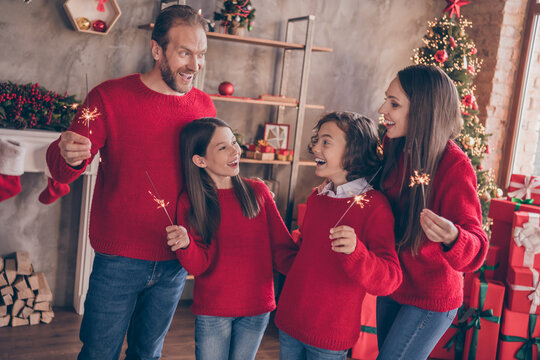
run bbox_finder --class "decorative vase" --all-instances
[228,22,245,36]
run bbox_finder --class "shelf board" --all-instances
[210,95,324,110]
[137,25,333,53]
[240,158,316,166]
[206,32,333,52]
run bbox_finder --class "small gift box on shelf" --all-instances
[276,149,294,161]
[291,229,301,245]
[507,266,540,314]
[461,278,505,360]
[351,294,378,360]
[509,211,540,269]
[498,308,540,360]
[507,174,540,204]
[63,0,121,35]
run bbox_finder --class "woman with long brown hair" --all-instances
[375,64,488,359]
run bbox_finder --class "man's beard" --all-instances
[160,56,194,94]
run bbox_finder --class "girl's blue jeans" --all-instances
[376,295,458,360]
[278,330,348,360]
[78,252,188,360]
[195,312,270,360]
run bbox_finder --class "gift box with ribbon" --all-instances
[351,294,378,360]
[509,212,540,269]
[461,278,505,360]
[507,174,540,205]
[498,308,540,360]
[507,266,540,315]
[429,305,466,359]
[488,199,540,248]
[464,245,503,306]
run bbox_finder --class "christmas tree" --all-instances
[214,0,255,32]
[412,1,501,231]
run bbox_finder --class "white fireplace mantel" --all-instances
[0,128,97,315]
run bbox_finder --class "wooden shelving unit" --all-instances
[206,16,331,228]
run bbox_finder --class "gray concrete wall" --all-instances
[0,0,439,306]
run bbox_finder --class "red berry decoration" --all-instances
[462,94,476,107]
[467,65,475,74]
[449,37,457,48]
[435,50,449,63]
[470,47,477,55]
[485,145,490,154]
[93,19,107,33]
[218,81,234,96]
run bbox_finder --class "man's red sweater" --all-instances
[46,74,216,261]
[383,140,488,311]
[275,189,402,351]
[175,179,298,317]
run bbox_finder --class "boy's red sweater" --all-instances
[46,74,216,261]
[384,140,488,311]
[275,189,402,351]
[175,179,298,317]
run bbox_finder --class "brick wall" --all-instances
[465,0,529,185]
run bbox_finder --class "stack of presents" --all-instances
[294,174,540,359]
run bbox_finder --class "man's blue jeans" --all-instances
[376,295,458,360]
[78,252,187,360]
[195,312,270,360]
[278,330,348,360]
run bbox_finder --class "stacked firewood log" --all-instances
[0,251,54,327]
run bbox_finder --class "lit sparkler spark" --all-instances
[78,106,101,127]
[145,170,174,225]
[409,170,431,208]
[333,194,370,228]
[409,170,431,187]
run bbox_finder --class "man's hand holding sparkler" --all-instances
[166,225,191,251]
[59,131,91,167]
[329,225,357,254]
[420,209,459,247]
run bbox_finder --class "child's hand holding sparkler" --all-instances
[420,209,459,247]
[329,225,357,254]
[166,225,191,251]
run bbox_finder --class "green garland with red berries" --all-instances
[0,82,80,132]
[214,0,255,31]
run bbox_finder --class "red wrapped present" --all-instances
[509,211,540,269]
[489,199,540,247]
[297,203,307,227]
[498,308,540,360]
[461,278,505,360]
[507,266,540,314]
[507,174,540,204]
[464,245,503,306]
[430,309,463,359]
[351,294,378,360]
[248,144,257,151]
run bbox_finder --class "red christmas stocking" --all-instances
[0,175,22,201]
[39,177,70,204]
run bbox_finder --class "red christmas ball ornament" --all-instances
[478,164,483,170]
[92,19,107,33]
[435,49,449,63]
[470,47,477,55]
[485,145,490,154]
[218,81,234,96]
[449,37,457,48]
[462,94,476,107]
[467,65,475,74]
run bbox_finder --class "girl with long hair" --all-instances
[165,117,297,360]
[376,64,488,359]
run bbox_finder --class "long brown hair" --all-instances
[180,117,260,245]
[379,65,462,254]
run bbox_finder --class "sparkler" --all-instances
[332,167,382,228]
[78,73,99,135]
[409,170,431,208]
[145,170,174,226]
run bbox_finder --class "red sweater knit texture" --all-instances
[175,179,298,317]
[384,140,488,311]
[274,189,402,351]
[46,74,216,261]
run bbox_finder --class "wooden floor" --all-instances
[0,301,280,360]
